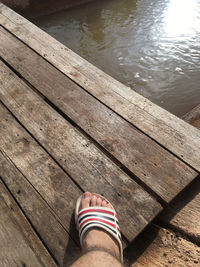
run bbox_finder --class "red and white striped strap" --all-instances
[77,206,122,261]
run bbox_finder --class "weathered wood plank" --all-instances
[0,63,162,242]
[183,104,200,129]
[158,108,200,243]
[0,149,80,266]
[125,226,200,267]
[158,176,200,243]
[0,3,200,171]
[0,27,198,203]
[0,178,57,267]
[0,101,83,240]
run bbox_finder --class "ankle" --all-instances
[82,228,120,260]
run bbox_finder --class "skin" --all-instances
[71,192,123,267]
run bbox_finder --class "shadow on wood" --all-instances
[63,212,81,266]
[124,224,160,265]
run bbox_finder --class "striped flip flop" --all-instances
[75,193,123,262]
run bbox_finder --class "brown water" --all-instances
[33,0,200,117]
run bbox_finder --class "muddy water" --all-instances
[33,0,200,116]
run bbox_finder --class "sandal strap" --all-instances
[77,207,123,262]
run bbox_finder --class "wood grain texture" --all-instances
[0,149,80,266]
[125,226,200,267]
[158,109,200,243]
[0,102,82,240]
[0,62,162,243]
[159,177,200,243]
[0,27,198,203]
[0,3,200,172]
[0,179,57,267]
[183,104,200,130]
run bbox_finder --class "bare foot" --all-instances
[80,192,121,260]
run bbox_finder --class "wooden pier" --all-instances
[0,3,200,266]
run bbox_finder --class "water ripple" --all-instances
[34,0,200,116]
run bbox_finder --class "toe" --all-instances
[96,197,102,206]
[106,202,113,209]
[91,195,97,206]
[81,192,91,210]
[102,200,107,207]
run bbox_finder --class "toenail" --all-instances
[83,192,90,199]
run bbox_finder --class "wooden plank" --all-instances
[0,150,80,266]
[0,27,198,203]
[125,226,200,266]
[158,109,200,243]
[158,176,200,243]
[0,101,83,240]
[0,64,162,243]
[0,3,200,171]
[0,179,57,267]
[183,104,200,129]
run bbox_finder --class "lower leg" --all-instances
[71,250,123,267]
[71,192,123,266]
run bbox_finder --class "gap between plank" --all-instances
[0,25,198,174]
[0,99,84,195]
[0,99,131,246]
[0,58,167,207]
[0,174,59,265]
[0,148,81,247]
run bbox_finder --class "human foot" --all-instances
[76,192,122,261]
